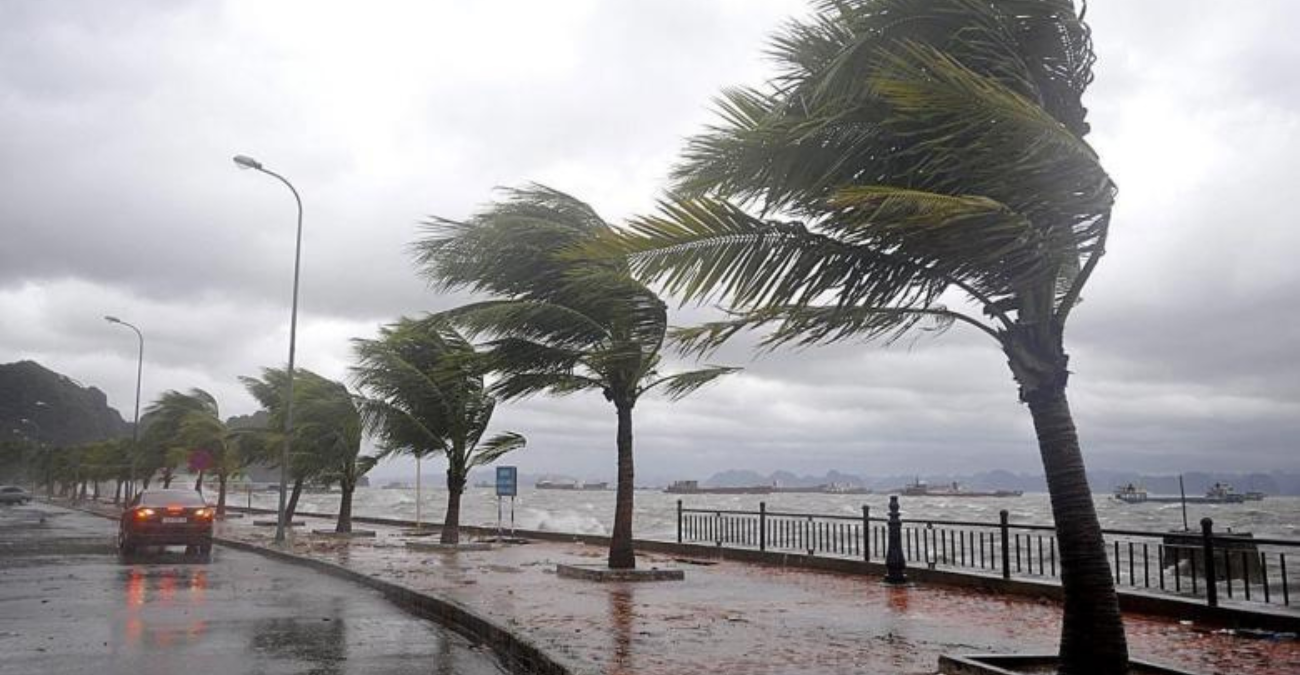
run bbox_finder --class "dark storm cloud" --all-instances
[1,1,1296,481]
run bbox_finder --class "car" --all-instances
[0,485,32,505]
[118,489,214,557]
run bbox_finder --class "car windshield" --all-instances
[138,490,207,506]
[0,486,23,493]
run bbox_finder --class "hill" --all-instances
[0,360,131,446]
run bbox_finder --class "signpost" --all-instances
[495,466,517,540]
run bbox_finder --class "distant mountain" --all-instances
[699,467,1300,496]
[227,410,271,430]
[0,360,130,447]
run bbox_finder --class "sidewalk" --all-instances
[215,512,1299,675]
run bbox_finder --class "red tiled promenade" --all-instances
[220,514,1299,675]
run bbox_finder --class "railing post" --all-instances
[862,505,870,561]
[676,499,683,544]
[885,496,907,584]
[759,501,767,552]
[1201,517,1218,608]
[999,509,1011,581]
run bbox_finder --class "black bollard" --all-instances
[885,495,908,584]
[1201,517,1218,608]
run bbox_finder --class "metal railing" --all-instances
[677,499,1297,611]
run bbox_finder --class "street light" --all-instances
[233,153,303,545]
[105,315,144,500]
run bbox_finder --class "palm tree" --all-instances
[292,373,378,533]
[241,367,377,532]
[352,316,526,544]
[142,389,255,516]
[413,186,738,569]
[598,1,1123,671]
[241,368,318,522]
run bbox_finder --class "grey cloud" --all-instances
[1,1,1297,481]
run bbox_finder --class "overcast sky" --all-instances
[2,1,1297,482]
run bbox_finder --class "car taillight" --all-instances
[134,508,156,520]
[194,508,213,520]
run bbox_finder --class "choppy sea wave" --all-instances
[239,486,1300,541]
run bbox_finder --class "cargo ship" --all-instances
[664,480,771,495]
[536,479,580,490]
[901,479,1022,498]
[1113,482,1246,504]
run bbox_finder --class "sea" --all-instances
[239,486,1300,541]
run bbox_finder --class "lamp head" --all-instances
[232,154,262,171]
[104,315,121,324]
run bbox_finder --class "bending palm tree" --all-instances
[290,373,377,533]
[413,186,737,569]
[143,389,250,516]
[353,316,525,544]
[599,1,1124,671]
[241,368,378,530]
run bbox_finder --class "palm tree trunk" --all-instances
[608,402,636,570]
[442,466,465,545]
[285,477,304,522]
[194,470,204,493]
[337,478,354,533]
[216,473,228,517]
[415,455,423,529]
[113,479,123,505]
[1027,385,1128,674]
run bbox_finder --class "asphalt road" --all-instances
[0,502,506,675]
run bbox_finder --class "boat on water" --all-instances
[900,480,1022,498]
[536,479,580,490]
[1112,482,1246,504]
[664,480,771,495]
[1114,483,1148,503]
[382,481,408,490]
[581,482,609,491]
[1244,491,1266,501]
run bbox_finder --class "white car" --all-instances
[0,485,32,505]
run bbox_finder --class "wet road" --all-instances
[0,503,506,675]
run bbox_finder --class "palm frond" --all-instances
[670,303,991,357]
[599,196,947,311]
[490,372,605,401]
[641,366,740,401]
[440,299,610,348]
[467,432,527,469]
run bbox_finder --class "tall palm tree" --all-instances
[353,317,526,544]
[413,186,738,569]
[598,1,1123,671]
[241,367,377,532]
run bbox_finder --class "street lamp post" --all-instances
[105,316,144,500]
[233,154,302,545]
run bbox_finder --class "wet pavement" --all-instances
[0,502,506,675]
[217,511,1300,675]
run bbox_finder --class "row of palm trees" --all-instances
[128,332,527,541]
[404,1,1127,672]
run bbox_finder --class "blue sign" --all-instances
[495,466,518,497]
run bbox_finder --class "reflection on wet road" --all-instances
[0,503,505,675]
